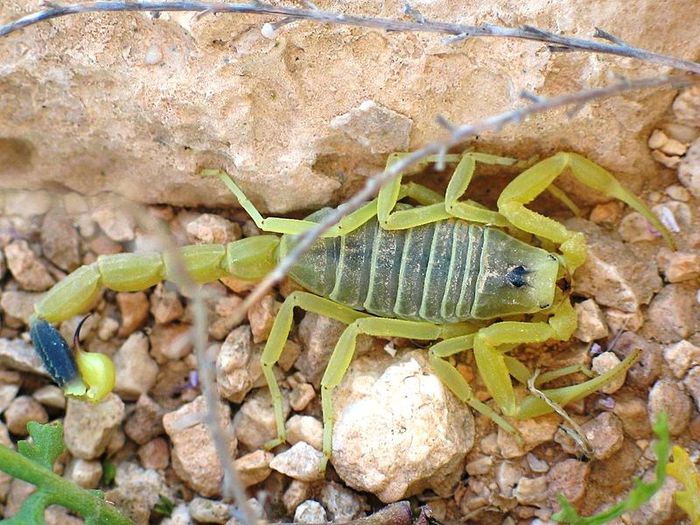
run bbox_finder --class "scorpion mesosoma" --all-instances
[30,151,673,468]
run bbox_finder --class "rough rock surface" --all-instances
[331,351,474,503]
[64,394,126,459]
[1,2,698,212]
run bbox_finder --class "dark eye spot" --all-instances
[506,265,529,288]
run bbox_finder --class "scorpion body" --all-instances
[29,151,673,469]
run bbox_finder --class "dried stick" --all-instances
[232,73,694,324]
[1,1,699,74]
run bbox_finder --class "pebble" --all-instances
[618,212,659,243]
[92,205,136,242]
[611,331,661,389]
[496,461,524,498]
[64,393,125,459]
[604,308,643,333]
[32,385,66,409]
[113,332,159,400]
[497,414,559,459]
[0,337,48,376]
[466,456,493,476]
[186,213,241,245]
[673,85,700,126]
[106,462,172,525]
[319,481,365,522]
[98,316,120,341]
[65,458,103,489]
[225,498,266,525]
[233,449,273,487]
[124,394,165,445]
[269,442,325,482]
[149,323,193,363]
[41,211,81,271]
[188,497,231,524]
[161,504,192,525]
[208,294,244,341]
[289,382,316,411]
[294,500,327,524]
[580,412,624,460]
[665,184,690,202]
[546,459,589,509]
[150,283,184,324]
[628,470,683,524]
[4,478,36,518]
[233,388,289,451]
[648,379,692,435]
[247,293,280,343]
[137,437,170,470]
[329,100,412,154]
[4,240,55,291]
[286,415,323,451]
[284,480,311,514]
[591,352,626,394]
[163,395,236,497]
[4,190,52,217]
[589,201,623,226]
[116,292,150,337]
[565,219,661,312]
[45,506,85,525]
[0,383,20,414]
[683,366,700,411]
[1,290,44,326]
[216,326,263,403]
[331,351,474,502]
[514,476,547,506]
[643,283,695,343]
[612,393,652,439]
[663,340,700,378]
[657,248,700,282]
[5,396,48,436]
[573,299,608,342]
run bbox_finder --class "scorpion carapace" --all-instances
[30,151,672,469]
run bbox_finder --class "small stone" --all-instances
[247,293,280,343]
[573,299,608,342]
[4,479,36,518]
[643,283,695,343]
[32,385,66,409]
[466,456,493,476]
[225,498,265,525]
[163,395,236,497]
[208,294,244,341]
[5,396,48,436]
[648,379,692,435]
[286,415,323,451]
[150,283,184,324]
[124,394,165,445]
[106,428,127,457]
[289,382,316,411]
[679,139,700,198]
[270,442,325,482]
[45,506,85,525]
[161,504,191,525]
[566,219,662,312]
[683,366,700,411]
[138,437,170,470]
[97,316,120,341]
[663,340,700,378]
[496,461,524,498]
[4,240,55,291]
[92,205,136,242]
[604,308,643,333]
[0,290,43,326]
[320,480,367,521]
[329,100,412,154]
[0,337,48,376]
[64,394,126,459]
[589,201,623,226]
[657,249,700,282]
[189,497,231,524]
[628,470,683,524]
[0,384,19,414]
[497,414,559,459]
[618,212,659,243]
[514,476,547,506]
[65,458,103,489]
[106,462,172,525]
[611,331,662,389]
[41,211,81,271]
[117,292,150,337]
[283,480,311,514]
[294,500,326,524]
[651,149,681,169]
[89,234,123,255]
[63,192,89,214]
[647,129,668,150]
[547,459,589,509]
[332,351,474,502]
[234,449,273,487]
[673,85,700,126]
[113,332,158,400]
[660,138,688,156]
[665,184,690,202]
[4,190,51,217]
[216,326,263,403]
[149,323,193,362]
[186,213,241,245]
[233,388,290,451]
[592,352,626,394]
[612,393,652,439]
[581,412,624,460]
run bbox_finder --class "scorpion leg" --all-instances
[320,317,443,471]
[260,291,368,450]
[497,152,674,270]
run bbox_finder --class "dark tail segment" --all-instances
[29,320,79,387]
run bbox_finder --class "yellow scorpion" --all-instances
[30,151,673,468]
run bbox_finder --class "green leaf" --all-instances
[552,413,670,525]
[17,421,65,470]
[1,492,54,525]
[154,495,175,517]
[102,460,117,486]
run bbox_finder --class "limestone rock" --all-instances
[331,351,474,503]
[113,332,159,400]
[270,442,325,482]
[64,393,126,459]
[216,325,263,403]
[648,379,692,435]
[4,240,55,292]
[4,396,48,436]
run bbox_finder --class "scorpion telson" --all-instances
[29,151,673,469]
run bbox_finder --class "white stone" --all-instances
[592,351,626,394]
[113,332,159,400]
[294,500,327,524]
[663,340,700,378]
[573,299,608,342]
[269,442,325,482]
[286,415,323,451]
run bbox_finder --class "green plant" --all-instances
[667,444,700,525]
[553,413,670,525]
[0,420,132,525]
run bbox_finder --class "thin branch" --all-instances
[1,1,699,73]
[229,74,694,324]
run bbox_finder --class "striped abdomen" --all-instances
[280,208,559,323]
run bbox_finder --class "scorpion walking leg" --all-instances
[260,291,368,449]
[320,318,442,471]
[497,152,674,270]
